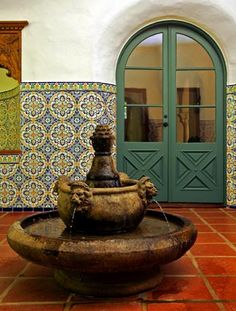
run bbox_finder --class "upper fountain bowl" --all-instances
[54,175,157,234]
[53,124,157,234]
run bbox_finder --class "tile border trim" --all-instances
[20,82,117,93]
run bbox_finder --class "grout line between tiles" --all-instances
[140,301,147,311]
[164,274,199,277]
[186,212,223,287]
[186,252,219,300]
[2,298,236,306]
[191,258,236,260]
[63,302,72,311]
[221,209,236,220]
[187,251,226,311]
[63,293,74,311]
[208,232,236,233]
[190,208,236,311]
[164,273,236,277]
[143,299,236,303]
[0,301,68,306]
[0,262,31,302]
[192,209,236,253]
[0,238,7,246]
[195,242,226,244]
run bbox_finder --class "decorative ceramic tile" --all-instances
[0,82,116,210]
[0,85,21,152]
[226,85,236,207]
[21,82,116,93]
[0,154,21,164]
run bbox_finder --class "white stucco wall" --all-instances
[1,0,236,84]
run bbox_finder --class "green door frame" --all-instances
[116,21,227,204]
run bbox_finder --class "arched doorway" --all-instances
[116,21,226,203]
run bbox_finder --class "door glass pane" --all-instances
[126,33,162,67]
[177,34,213,68]
[125,107,163,142]
[176,71,215,106]
[176,107,215,142]
[125,70,162,105]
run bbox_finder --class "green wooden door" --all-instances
[116,23,226,203]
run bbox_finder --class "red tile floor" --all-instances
[1,207,236,310]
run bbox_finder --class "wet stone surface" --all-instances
[24,212,180,241]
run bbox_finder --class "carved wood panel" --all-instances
[0,21,28,82]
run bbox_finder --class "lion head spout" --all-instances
[138,177,158,207]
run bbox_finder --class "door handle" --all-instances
[163,122,168,127]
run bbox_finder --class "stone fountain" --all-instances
[7,125,197,297]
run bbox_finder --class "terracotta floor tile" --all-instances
[161,257,198,275]
[0,245,20,258]
[197,213,233,218]
[71,294,141,303]
[22,263,53,277]
[164,208,195,212]
[222,233,236,243]
[164,211,196,217]
[0,226,10,235]
[210,225,236,232]
[148,277,213,300]
[225,209,236,213]
[0,257,27,277]
[0,213,33,225]
[196,233,225,243]
[193,208,225,211]
[223,303,236,311]
[2,278,69,302]
[202,217,236,224]
[70,302,142,311]
[0,278,14,293]
[0,305,64,311]
[195,212,226,217]
[178,216,204,224]
[194,224,213,232]
[1,209,234,309]
[147,302,221,311]
[207,277,236,299]
[196,257,236,275]
[1,239,9,245]
[190,243,236,256]
[0,235,6,242]
[195,224,213,232]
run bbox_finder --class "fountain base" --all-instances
[55,268,163,297]
[7,209,197,297]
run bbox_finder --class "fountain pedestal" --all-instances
[54,268,163,297]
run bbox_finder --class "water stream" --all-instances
[151,200,171,232]
[70,207,77,232]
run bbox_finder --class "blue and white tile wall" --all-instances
[0,82,116,211]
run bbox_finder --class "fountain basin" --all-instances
[56,176,157,234]
[7,209,197,297]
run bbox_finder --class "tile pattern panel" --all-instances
[0,82,116,210]
[226,85,236,207]
[0,85,21,152]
